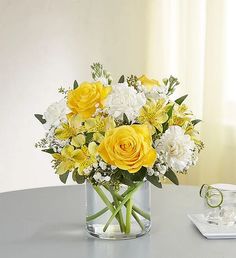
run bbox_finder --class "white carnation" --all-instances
[43,99,69,130]
[156,126,195,172]
[105,82,146,122]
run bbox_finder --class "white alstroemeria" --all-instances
[105,82,146,122]
[144,85,169,101]
[95,76,110,86]
[43,99,69,130]
[156,126,195,172]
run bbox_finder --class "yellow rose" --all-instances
[97,125,156,173]
[138,75,160,90]
[67,81,111,119]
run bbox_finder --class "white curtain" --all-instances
[147,0,236,185]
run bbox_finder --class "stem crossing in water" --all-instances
[87,181,150,234]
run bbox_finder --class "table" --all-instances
[0,185,235,258]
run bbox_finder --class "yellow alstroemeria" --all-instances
[185,123,203,147]
[138,75,160,91]
[93,132,104,143]
[169,104,192,127]
[84,115,116,133]
[55,114,84,141]
[52,145,84,175]
[71,134,86,147]
[75,143,97,175]
[138,99,171,132]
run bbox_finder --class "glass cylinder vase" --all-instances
[86,180,151,240]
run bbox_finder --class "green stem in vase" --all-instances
[86,206,108,222]
[103,182,143,232]
[125,197,133,234]
[131,210,144,230]
[110,189,126,233]
[86,185,135,222]
[112,189,151,221]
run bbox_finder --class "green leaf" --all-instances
[175,94,188,105]
[118,75,125,83]
[162,78,168,86]
[34,114,46,124]
[146,175,162,188]
[85,132,94,143]
[162,104,175,132]
[42,148,55,154]
[165,169,179,185]
[129,167,146,182]
[73,80,79,89]
[167,104,174,119]
[59,171,69,184]
[191,119,202,126]
[120,170,134,186]
[123,113,130,125]
[72,169,85,184]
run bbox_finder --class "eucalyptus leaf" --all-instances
[175,94,188,105]
[118,75,125,83]
[34,114,46,124]
[72,169,85,184]
[165,169,179,185]
[59,171,69,184]
[73,80,79,89]
[129,167,146,182]
[162,104,174,132]
[42,148,55,154]
[123,113,130,125]
[147,175,162,188]
[191,119,202,126]
[85,132,94,143]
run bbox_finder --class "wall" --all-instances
[0,0,150,192]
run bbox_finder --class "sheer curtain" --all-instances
[146,0,236,185]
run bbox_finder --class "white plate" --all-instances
[188,214,236,239]
[211,184,236,192]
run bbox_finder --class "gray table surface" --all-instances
[0,184,236,258]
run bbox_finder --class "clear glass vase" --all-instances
[86,180,151,240]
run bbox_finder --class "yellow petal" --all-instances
[71,134,86,147]
[88,142,98,156]
[61,145,74,157]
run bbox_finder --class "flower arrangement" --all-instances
[35,63,203,238]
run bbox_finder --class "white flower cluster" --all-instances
[147,163,167,177]
[93,172,111,183]
[105,82,146,122]
[136,81,169,101]
[43,99,69,130]
[155,126,195,172]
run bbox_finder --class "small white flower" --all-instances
[93,162,98,169]
[157,164,167,175]
[147,167,155,176]
[93,172,102,182]
[105,82,146,122]
[83,166,93,176]
[156,126,195,172]
[99,161,107,170]
[43,99,69,130]
[104,176,111,182]
[111,165,117,170]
